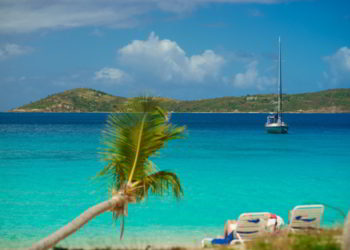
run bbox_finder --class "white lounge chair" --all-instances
[202,212,271,247]
[288,204,324,231]
[233,212,271,243]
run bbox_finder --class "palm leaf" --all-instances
[99,96,185,201]
[135,169,184,200]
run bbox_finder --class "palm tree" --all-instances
[30,97,186,250]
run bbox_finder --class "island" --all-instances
[9,88,350,113]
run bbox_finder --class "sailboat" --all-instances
[265,37,288,134]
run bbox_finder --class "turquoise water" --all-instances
[0,113,350,249]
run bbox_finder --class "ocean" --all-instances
[0,113,349,249]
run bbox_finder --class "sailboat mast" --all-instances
[278,36,282,117]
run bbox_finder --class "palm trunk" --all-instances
[29,195,125,250]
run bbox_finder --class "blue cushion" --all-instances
[211,231,235,245]
[295,216,316,222]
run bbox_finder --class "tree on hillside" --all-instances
[30,97,186,250]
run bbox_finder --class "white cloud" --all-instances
[148,0,291,12]
[0,0,299,33]
[231,60,276,90]
[118,32,224,83]
[323,47,350,87]
[0,43,32,60]
[0,2,145,33]
[95,67,127,82]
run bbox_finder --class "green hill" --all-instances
[11,88,127,112]
[10,88,350,113]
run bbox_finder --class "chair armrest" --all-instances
[201,238,213,248]
[230,232,244,245]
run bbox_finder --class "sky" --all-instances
[0,0,350,111]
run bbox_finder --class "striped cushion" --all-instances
[236,213,269,240]
[290,206,324,230]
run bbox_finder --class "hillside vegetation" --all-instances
[12,88,126,112]
[10,88,350,113]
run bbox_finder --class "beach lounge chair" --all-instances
[202,212,271,247]
[288,204,324,231]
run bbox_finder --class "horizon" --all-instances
[15,86,350,103]
[1,0,350,111]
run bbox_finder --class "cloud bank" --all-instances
[94,32,277,91]
[231,60,276,90]
[0,43,32,60]
[324,47,350,87]
[118,32,224,83]
[94,67,127,83]
[0,0,299,33]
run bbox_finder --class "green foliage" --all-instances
[99,97,186,201]
[246,230,342,250]
[17,88,127,112]
[291,234,339,250]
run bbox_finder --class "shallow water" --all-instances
[0,113,349,249]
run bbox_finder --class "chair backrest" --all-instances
[236,212,270,240]
[289,204,324,230]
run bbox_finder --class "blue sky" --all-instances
[0,0,349,111]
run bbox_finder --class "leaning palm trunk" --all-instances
[29,195,125,250]
[30,97,185,250]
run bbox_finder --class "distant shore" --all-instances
[7,88,350,114]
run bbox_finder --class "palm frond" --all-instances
[135,170,184,200]
[99,96,186,201]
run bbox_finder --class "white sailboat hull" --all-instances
[265,123,288,134]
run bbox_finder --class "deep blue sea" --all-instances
[1,113,350,249]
